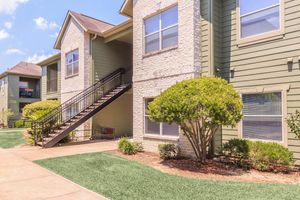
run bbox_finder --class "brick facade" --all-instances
[132,0,201,156]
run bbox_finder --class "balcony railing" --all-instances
[19,88,40,98]
[47,79,58,93]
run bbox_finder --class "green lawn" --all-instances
[0,128,25,149]
[35,152,300,200]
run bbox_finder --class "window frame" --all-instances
[65,49,79,78]
[143,97,180,139]
[236,0,285,46]
[143,4,179,55]
[237,85,289,146]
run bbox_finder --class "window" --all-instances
[66,49,79,77]
[242,92,283,142]
[144,98,179,137]
[144,5,178,54]
[238,0,283,40]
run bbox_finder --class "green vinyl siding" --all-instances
[41,61,61,101]
[91,36,133,137]
[202,0,300,163]
[91,37,132,83]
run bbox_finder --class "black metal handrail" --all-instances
[32,68,126,144]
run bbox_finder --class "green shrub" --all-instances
[287,110,300,139]
[132,142,144,152]
[122,142,136,155]
[223,139,295,172]
[22,100,59,120]
[223,139,250,159]
[14,120,24,128]
[14,120,32,128]
[158,144,180,160]
[249,141,294,172]
[118,137,130,150]
[118,138,144,155]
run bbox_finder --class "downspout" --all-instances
[208,0,215,77]
[89,33,97,139]
[90,34,97,85]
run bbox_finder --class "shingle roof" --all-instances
[0,62,41,78]
[54,11,115,49]
[70,11,114,33]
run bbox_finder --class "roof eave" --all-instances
[37,53,61,66]
[54,11,88,49]
[119,0,133,17]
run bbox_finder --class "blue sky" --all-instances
[0,0,127,74]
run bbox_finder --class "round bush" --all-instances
[158,144,180,160]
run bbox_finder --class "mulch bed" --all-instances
[110,150,300,184]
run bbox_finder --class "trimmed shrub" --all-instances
[22,100,59,120]
[14,120,32,128]
[132,142,144,152]
[158,144,180,160]
[223,139,250,159]
[249,141,294,172]
[223,139,294,172]
[118,138,144,155]
[122,142,136,155]
[118,137,130,150]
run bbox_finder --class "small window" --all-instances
[66,49,79,77]
[242,92,283,142]
[144,98,179,137]
[238,0,282,39]
[144,6,178,54]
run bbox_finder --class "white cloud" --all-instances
[0,0,29,15]
[50,32,59,38]
[6,48,24,55]
[34,17,58,30]
[0,29,9,40]
[26,53,54,64]
[4,21,12,29]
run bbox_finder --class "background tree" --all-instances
[0,109,14,126]
[147,77,243,163]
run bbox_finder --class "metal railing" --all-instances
[32,68,126,145]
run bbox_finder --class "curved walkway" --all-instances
[0,140,117,200]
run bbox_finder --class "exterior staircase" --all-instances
[32,68,131,148]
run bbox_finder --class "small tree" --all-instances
[147,77,243,163]
[287,110,300,139]
[0,109,14,126]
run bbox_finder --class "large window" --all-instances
[239,0,282,39]
[144,98,179,137]
[242,92,283,142]
[144,5,178,54]
[66,49,79,77]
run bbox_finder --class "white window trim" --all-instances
[143,97,180,140]
[236,0,285,46]
[65,49,79,78]
[143,5,178,55]
[237,85,289,146]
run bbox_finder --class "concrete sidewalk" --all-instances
[9,140,118,161]
[0,140,117,200]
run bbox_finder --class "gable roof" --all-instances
[54,11,115,49]
[37,53,61,66]
[0,62,41,79]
